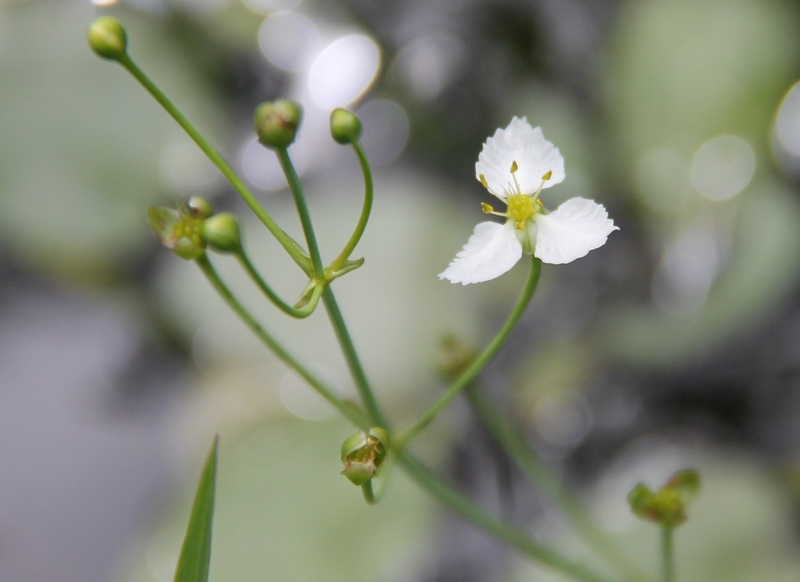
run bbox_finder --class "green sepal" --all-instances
[340,427,389,486]
[324,257,365,282]
[173,435,219,582]
[627,469,700,528]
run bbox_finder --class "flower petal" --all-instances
[439,221,522,285]
[475,117,565,198]
[533,198,618,264]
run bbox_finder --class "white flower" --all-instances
[439,117,618,285]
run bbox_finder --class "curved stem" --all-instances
[235,248,322,318]
[397,256,542,445]
[396,452,617,582]
[361,481,377,505]
[196,254,369,429]
[329,141,373,271]
[117,54,311,274]
[466,385,652,582]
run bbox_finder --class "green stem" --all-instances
[661,526,674,582]
[235,248,321,318]
[396,452,617,582]
[465,386,651,582]
[198,255,610,582]
[397,256,542,445]
[117,54,311,274]
[273,146,385,427]
[275,147,325,276]
[321,287,387,427]
[196,254,369,429]
[329,141,373,271]
[361,481,377,505]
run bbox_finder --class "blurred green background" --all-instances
[2,0,800,580]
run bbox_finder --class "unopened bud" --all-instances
[202,213,241,253]
[330,108,363,144]
[340,427,388,486]
[254,100,302,149]
[87,17,128,61]
[188,196,213,219]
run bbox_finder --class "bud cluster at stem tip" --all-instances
[254,100,302,149]
[87,17,128,61]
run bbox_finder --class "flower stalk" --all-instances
[396,255,541,446]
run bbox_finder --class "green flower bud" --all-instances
[87,17,128,61]
[254,100,302,149]
[146,204,206,260]
[330,108,363,144]
[340,427,389,486]
[188,196,213,219]
[202,213,241,253]
[628,469,700,528]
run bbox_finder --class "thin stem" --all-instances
[275,147,325,276]
[466,386,652,582]
[361,481,376,505]
[117,54,311,274]
[661,526,674,582]
[397,256,542,445]
[321,287,387,427]
[396,452,617,582]
[329,141,373,271]
[196,254,369,429]
[235,248,321,318]
[272,147,386,426]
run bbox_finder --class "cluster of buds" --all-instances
[340,427,389,486]
[147,196,242,260]
[628,469,700,528]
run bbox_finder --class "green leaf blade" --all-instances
[174,435,219,582]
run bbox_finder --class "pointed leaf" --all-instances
[174,435,219,582]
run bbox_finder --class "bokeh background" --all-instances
[2,0,800,580]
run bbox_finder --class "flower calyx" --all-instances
[340,427,389,486]
[147,198,214,260]
[628,469,700,528]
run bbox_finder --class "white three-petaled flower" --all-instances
[439,117,618,285]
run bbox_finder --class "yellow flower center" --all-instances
[478,163,551,230]
[506,194,535,229]
[171,216,205,248]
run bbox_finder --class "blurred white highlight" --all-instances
[308,34,380,109]
[691,136,755,201]
[774,80,800,157]
[259,12,321,72]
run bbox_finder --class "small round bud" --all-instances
[188,196,213,219]
[202,213,241,253]
[254,100,302,149]
[330,108,363,144]
[340,427,389,486]
[87,17,128,61]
